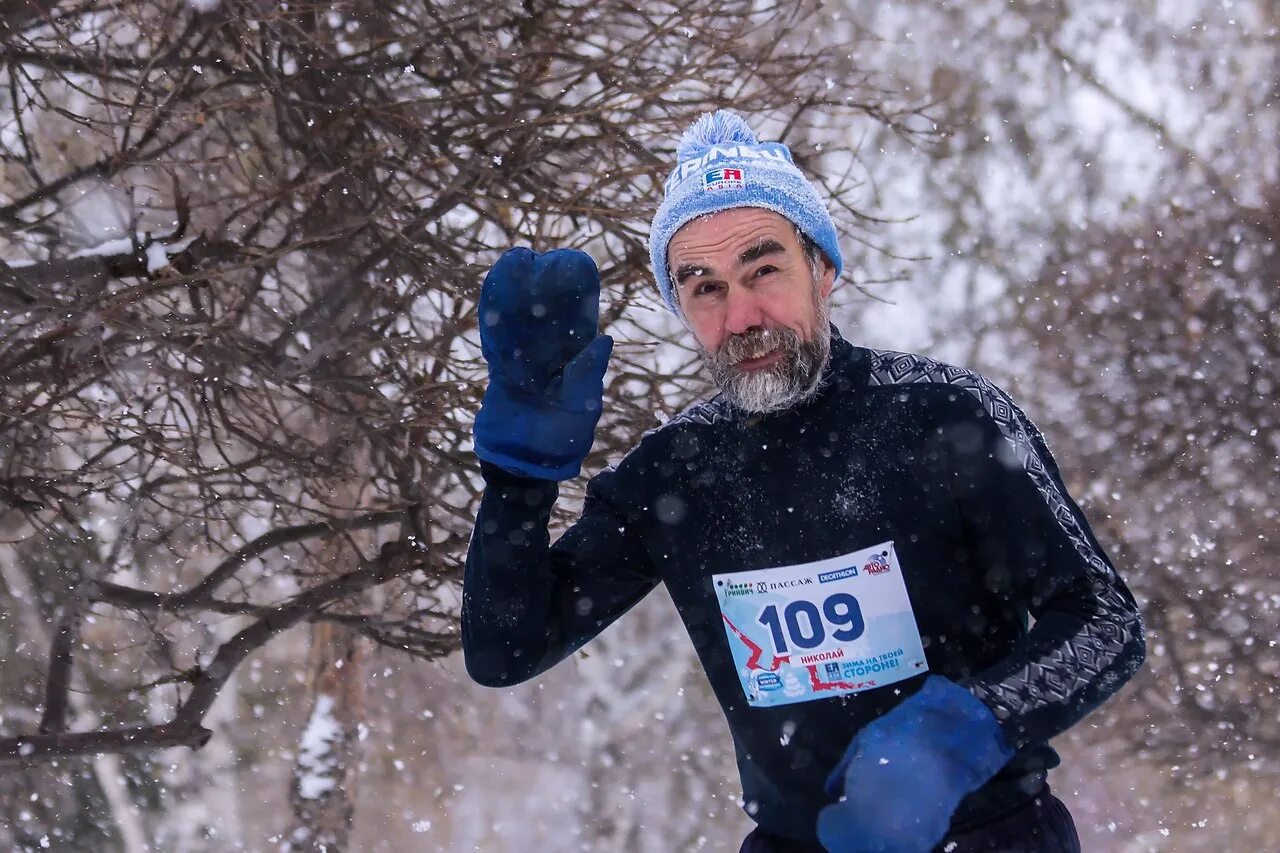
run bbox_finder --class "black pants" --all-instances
[739,786,1081,853]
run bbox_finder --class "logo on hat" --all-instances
[703,167,744,191]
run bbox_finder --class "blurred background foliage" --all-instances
[1,0,1275,849]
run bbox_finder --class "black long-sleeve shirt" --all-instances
[462,324,1145,844]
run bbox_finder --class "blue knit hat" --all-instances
[649,111,843,315]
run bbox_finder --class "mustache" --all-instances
[716,326,804,366]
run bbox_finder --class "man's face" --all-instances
[668,208,836,413]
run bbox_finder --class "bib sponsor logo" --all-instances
[755,672,782,692]
[721,576,814,596]
[863,551,891,575]
[818,566,858,584]
[768,577,813,591]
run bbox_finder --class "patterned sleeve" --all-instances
[868,351,1146,748]
[952,379,1152,742]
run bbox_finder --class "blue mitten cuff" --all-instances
[474,335,612,480]
[817,675,1015,853]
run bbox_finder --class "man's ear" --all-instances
[818,256,837,302]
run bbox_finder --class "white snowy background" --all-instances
[2,0,1276,850]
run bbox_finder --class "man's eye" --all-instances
[694,282,721,296]
[755,265,778,277]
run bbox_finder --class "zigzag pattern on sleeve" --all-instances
[865,349,1144,723]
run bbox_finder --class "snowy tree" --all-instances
[0,0,919,847]
[819,0,1280,845]
[9,0,1274,848]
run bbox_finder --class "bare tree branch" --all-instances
[0,0,922,773]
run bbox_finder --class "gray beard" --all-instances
[698,296,832,414]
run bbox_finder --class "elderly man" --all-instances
[462,111,1145,853]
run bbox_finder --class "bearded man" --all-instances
[461,111,1145,853]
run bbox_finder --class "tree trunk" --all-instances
[280,620,367,853]
[0,549,150,853]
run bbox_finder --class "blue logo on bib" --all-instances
[819,566,858,583]
[755,672,783,692]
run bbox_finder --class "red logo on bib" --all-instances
[863,552,891,575]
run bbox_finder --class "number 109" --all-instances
[757,593,864,653]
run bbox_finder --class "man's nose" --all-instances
[724,286,765,337]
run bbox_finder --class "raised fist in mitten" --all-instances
[473,248,613,480]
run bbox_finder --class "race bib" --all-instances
[713,541,928,708]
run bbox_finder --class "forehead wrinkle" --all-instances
[669,221,794,275]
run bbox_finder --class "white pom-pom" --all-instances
[676,110,759,160]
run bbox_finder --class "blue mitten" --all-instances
[817,676,1015,853]
[473,247,613,480]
